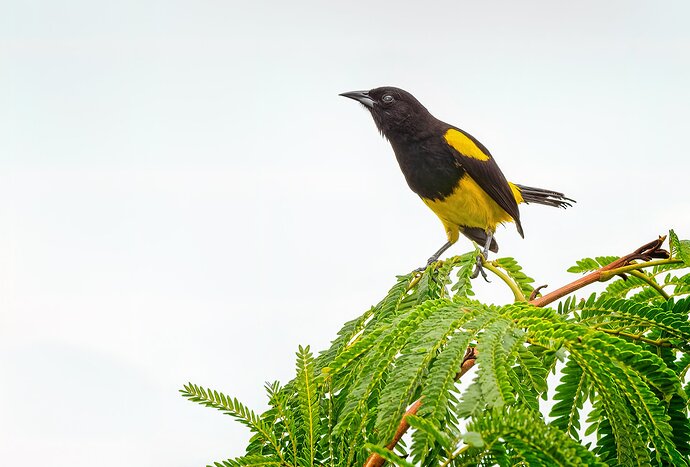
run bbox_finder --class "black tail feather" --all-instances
[515,184,575,209]
[461,227,499,253]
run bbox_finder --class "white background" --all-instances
[2,1,689,465]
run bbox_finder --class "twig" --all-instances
[440,444,471,467]
[483,261,527,302]
[627,270,671,300]
[362,348,477,467]
[529,236,669,308]
[597,328,673,347]
[598,258,681,281]
[529,284,549,301]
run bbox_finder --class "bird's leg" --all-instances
[414,241,453,272]
[470,232,493,281]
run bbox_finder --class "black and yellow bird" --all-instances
[340,86,574,279]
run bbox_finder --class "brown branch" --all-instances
[529,284,549,301]
[363,348,478,467]
[364,235,669,466]
[529,235,668,307]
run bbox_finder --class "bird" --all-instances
[340,86,574,279]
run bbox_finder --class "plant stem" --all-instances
[483,260,527,302]
[406,273,423,292]
[530,236,669,308]
[440,444,471,467]
[628,270,671,299]
[598,328,672,347]
[599,259,682,281]
[362,349,478,467]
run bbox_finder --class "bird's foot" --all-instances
[470,255,490,282]
[414,256,439,273]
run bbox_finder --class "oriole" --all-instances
[341,86,574,279]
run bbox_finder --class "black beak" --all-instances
[339,90,375,109]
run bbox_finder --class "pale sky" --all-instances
[1,1,689,465]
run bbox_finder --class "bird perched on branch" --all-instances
[340,86,574,279]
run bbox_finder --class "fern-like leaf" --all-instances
[493,256,535,297]
[264,381,299,463]
[451,250,479,298]
[601,274,651,299]
[374,303,480,444]
[550,356,589,440]
[210,455,282,467]
[475,318,515,409]
[295,346,319,466]
[670,229,690,267]
[455,406,606,466]
[180,384,285,461]
[579,298,690,349]
[317,274,414,375]
[364,444,415,467]
[333,299,451,443]
[567,255,619,274]
[412,331,472,463]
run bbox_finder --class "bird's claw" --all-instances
[414,257,437,273]
[470,255,490,282]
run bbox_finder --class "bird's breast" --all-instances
[421,174,516,231]
[390,138,464,200]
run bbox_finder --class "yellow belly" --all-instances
[421,175,523,243]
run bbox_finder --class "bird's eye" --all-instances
[382,94,394,103]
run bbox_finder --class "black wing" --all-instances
[443,126,523,237]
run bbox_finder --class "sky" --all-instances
[1,1,689,465]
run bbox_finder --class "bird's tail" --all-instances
[461,227,499,253]
[515,184,575,209]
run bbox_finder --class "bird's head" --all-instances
[340,86,434,141]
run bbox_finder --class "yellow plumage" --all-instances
[422,176,524,243]
[443,128,490,161]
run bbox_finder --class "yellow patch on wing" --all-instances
[443,128,490,161]
[422,174,518,242]
[508,182,524,204]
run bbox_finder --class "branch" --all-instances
[364,235,672,466]
[483,261,527,302]
[363,348,478,467]
[597,328,674,347]
[529,235,669,307]
[598,258,681,281]
[627,270,671,300]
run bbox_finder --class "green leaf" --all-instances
[375,304,480,444]
[578,298,690,350]
[601,274,650,299]
[333,299,451,441]
[412,331,473,463]
[461,431,484,448]
[180,383,285,462]
[475,318,516,409]
[451,249,480,298]
[457,406,606,466]
[210,455,282,467]
[316,274,415,378]
[406,414,453,451]
[364,444,415,467]
[494,256,535,297]
[185,237,690,466]
[567,255,619,274]
[295,346,319,466]
[670,229,690,267]
[550,357,589,439]
[516,345,548,394]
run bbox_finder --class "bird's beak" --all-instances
[339,90,375,109]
